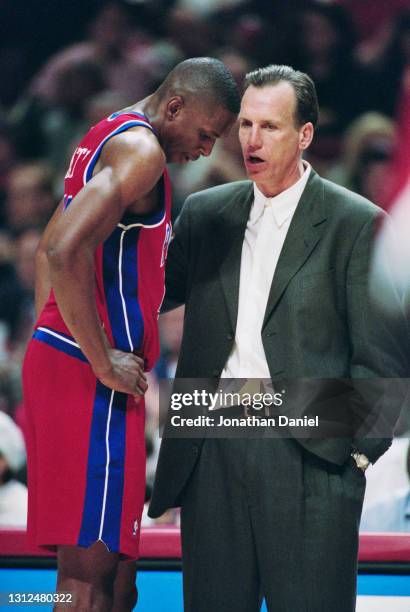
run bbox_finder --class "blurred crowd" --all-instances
[0,0,409,529]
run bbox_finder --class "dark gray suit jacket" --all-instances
[149,170,409,518]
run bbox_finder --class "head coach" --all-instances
[149,65,409,611]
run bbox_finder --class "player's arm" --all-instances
[46,129,165,397]
[34,199,65,318]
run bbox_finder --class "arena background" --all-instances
[0,1,409,610]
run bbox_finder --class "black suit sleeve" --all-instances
[162,196,193,312]
[346,214,409,462]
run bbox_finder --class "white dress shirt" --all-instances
[221,163,311,379]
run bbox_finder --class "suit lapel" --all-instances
[214,182,253,330]
[262,171,327,329]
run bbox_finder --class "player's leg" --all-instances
[109,394,145,611]
[112,559,138,611]
[55,541,119,611]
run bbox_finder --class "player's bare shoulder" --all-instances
[97,126,166,208]
[105,124,165,166]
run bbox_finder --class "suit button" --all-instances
[192,445,199,455]
[226,333,233,340]
[212,369,220,377]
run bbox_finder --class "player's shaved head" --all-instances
[158,57,240,116]
[146,57,239,163]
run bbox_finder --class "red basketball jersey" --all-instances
[36,111,172,371]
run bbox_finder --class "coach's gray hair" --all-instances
[244,65,319,127]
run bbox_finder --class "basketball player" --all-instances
[22,58,239,611]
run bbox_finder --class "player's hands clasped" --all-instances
[94,349,148,402]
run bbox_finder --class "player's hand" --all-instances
[95,349,148,402]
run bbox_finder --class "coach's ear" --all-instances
[299,122,314,150]
[166,96,184,121]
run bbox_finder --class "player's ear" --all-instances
[166,96,184,121]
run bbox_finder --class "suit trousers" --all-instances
[180,436,366,612]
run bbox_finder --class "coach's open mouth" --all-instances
[248,155,264,163]
[245,155,267,171]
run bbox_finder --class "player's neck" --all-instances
[131,95,163,146]
[134,96,158,127]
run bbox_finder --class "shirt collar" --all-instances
[250,162,311,227]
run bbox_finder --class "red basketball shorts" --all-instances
[22,327,146,560]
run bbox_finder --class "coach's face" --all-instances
[239,82,313,197]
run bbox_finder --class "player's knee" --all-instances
[113,559,138,611]
[58,565,117,606]
[114,583,138,611]
[55,580,114,611]
[59,564,117,592]
[113,566,138,611]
